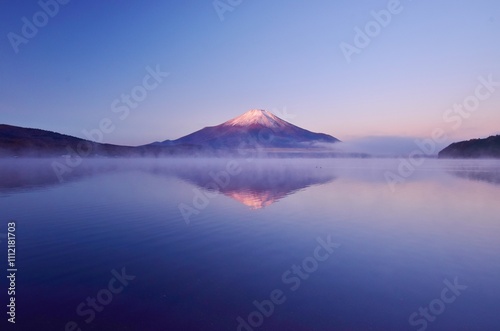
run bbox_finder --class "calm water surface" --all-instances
[1,158,499,331]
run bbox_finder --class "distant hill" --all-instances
[438,135,500,159]
[0,124,200,157]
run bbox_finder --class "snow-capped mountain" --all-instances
[158,109,340,149]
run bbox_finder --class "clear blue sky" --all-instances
[1,0,499,146]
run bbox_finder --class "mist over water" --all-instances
[1,157,500,330]
[331,136,451,157]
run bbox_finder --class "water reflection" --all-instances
[0,159,336,208]
[3,158,500,207]
[0,159,119,194]
[450,168,500,186]
[168,162,336,209]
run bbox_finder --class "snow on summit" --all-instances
[222,109,288,129]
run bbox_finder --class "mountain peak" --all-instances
[222,109,288,129]
[165,108,340,149]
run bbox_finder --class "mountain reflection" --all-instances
[170,163,336,209]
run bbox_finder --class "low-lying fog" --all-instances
[1,157,500,196]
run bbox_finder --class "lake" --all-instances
[1,158,499,330]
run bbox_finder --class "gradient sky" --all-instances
[0,0,499,146]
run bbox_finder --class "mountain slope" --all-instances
[438,135,500,159]
[159,109,340,149]
[0,124,198,157]
[0,124,89,157]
